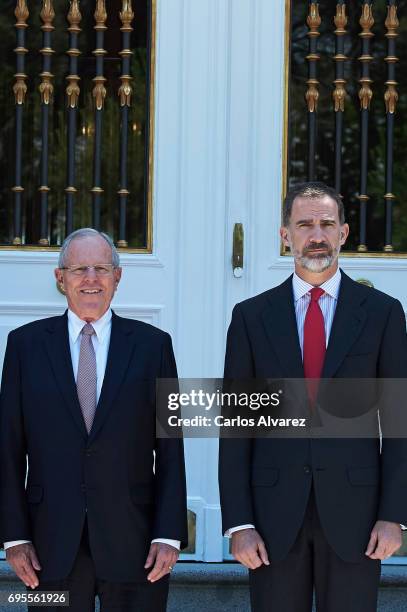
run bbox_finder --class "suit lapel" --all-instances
[322,271,367,378]
[44,312,88,440]
[88,312,136,443]
[261,276,304,378]
[261,271,368,380]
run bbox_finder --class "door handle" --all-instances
[232,223,244,278]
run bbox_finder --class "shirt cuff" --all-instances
[151,538,181,550]
[224,524,255,538]
[4,540,31,550]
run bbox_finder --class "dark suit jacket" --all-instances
[0,311,188,582]
[219,271,407,563]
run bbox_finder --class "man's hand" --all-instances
[231,528,270,569]
[144,543,179,582]
[6,543,41,589]
[365,521,402,560]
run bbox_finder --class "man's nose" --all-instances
[83,267,98,279]
[309,226,325,242]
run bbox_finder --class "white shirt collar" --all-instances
[67,308,112,344]
[292,267,342,302]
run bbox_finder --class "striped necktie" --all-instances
[303,288,326,405]
[77,323,97,434]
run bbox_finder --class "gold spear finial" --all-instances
[15,0,29,27]
[334,4,347,34]
[359,3,374,36]
[385,5,399,37]
[68,0,82,31]
[120,0,134,30]
[94,0,107,28]
[40,0,55,30]
[307,3,321,35]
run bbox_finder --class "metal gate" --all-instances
[0,0,153,250]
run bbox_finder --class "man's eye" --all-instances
[95,266,110,273]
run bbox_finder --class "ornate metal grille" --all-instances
[0,0,152,250]
[287,0,407,254]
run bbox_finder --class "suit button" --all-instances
[303,465,311,474]
[85,450,92,457]
[81,484,86,492]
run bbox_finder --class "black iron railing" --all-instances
[1,0,151,249]
[288,0,405,253]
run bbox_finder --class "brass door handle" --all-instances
[232,223,244,278]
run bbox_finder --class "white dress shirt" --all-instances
[226,269,341,537]
[68,307,112,404]
[293,267,341,355]
[5,308,180,551]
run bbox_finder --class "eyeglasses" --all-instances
[60,264,116,276]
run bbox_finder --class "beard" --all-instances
[295,242,340,273]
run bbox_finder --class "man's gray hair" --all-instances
[283,181,345,227]
[58,228,120,268]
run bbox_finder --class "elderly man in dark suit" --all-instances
[0,228,187,612]
[219,182,407,611]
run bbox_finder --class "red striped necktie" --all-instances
[303,287,326,405]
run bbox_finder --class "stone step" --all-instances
[1,562,406,611]
[167,564,407,611]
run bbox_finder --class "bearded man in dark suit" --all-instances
[219,182,407,612]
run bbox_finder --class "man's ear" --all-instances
[114,267,122,290]
[340,223,350,246]
[280,226,291,248]
[54,268,63,284]
[54,268,65,295]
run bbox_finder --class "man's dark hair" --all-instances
[282,181,345,226]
